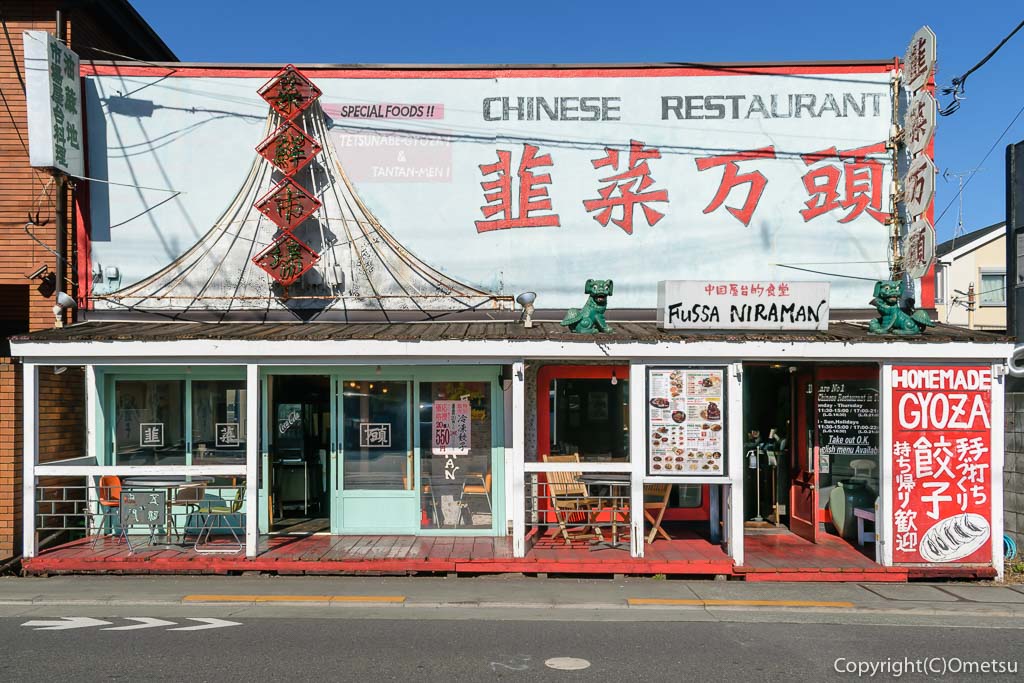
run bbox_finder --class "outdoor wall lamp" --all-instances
[516,291,537,328]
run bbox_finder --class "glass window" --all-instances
[549,378,629,463]
[419,381,492,530]
[342,381,410,491]
[191,380,247,463]
[980,272,1005,306]
[114,380,185,465]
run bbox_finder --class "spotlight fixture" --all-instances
[515,291,537,328]
[51,291,76,328]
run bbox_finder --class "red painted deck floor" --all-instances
[23,527,988,581]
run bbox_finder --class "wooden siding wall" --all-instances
[0,2,170,561]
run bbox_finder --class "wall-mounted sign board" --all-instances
[657,280,830,331]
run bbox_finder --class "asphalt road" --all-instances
[2,616,1023,681]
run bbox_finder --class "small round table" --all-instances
[121,476,216,546]
[577,474,631,551]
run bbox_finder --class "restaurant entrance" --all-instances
[267,375,331,533]
[742,363,881,563]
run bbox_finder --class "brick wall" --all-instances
[1005,391,1024,555]
[0,2,173,561]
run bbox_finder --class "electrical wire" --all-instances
[940,19,1024,116]
[935,100,1024,226]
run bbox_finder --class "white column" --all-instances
[511,361,526,557]
[991,364,1005,581]
[727,362,744,566]
[245,364,259,558]
[879,363,893,566]
[629,362,646,558]
[22,363,38,559]
[85,365,99,531]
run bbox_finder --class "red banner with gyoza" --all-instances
[891,366,993,564]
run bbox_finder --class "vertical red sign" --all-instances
[891,366,993,564]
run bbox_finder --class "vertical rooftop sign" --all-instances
[24,30,84,177]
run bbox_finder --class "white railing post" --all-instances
[880,363,893,567]
[511,361,526,557]
[245,364,259,558]
[991,363,1005,581]
[22,363,38,559]
[727,362,744,566]
[630,362,646,558]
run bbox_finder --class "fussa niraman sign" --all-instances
[657,280,831,331]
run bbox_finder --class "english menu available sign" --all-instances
[657,281,830,331]
[647,367,726,477]
[890,366,993,564]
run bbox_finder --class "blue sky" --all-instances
[133,0,1023,244]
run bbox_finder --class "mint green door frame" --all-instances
[259,365,504,537]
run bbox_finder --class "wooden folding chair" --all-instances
[542,453,602,544]
[643,483,673,543]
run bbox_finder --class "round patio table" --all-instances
[121,476,216,546]
[577,474,631,551]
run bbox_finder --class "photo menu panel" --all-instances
[647,367,727,476]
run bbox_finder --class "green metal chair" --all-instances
[194,485,245,554]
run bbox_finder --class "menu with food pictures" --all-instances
[647,368,726,476]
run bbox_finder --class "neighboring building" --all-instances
[9,57,1013,581]
[0,1,175,564]
[934,222,1007,332]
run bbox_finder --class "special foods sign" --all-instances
[83,63,897,313]
[657,280,830,331]
[890,366,993,564]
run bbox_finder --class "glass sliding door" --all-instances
[342,381,412,490]
[335,379,418,533]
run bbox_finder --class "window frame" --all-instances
[978,269,1006,307]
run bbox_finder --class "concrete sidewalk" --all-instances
[2,575,1024,618]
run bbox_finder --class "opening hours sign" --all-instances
[890,366,994,565]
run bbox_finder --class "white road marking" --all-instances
[22,617,112,631]
[102,618,178,631]
[545,657,591,671]
[167,618,242,631]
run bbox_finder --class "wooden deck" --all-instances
[23,526,989,581]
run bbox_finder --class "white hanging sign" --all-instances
[904,90,937,156]
[24,30,84,177]
[903,155,936,218]
[902,218,936,279]
[903,26,937,93]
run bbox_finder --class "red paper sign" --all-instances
[256,120,322,176]
[252,232,320,287]
[254,177,321,232]
[257,64,322,120]
[890,366,993,564]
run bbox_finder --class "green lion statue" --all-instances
[868,279,934,335]
[561,279,614,334]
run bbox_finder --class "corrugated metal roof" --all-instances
[11,320,1010,345]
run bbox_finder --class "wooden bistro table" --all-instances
[577,473,631,551]
[122,476,215,546]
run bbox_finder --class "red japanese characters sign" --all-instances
[254,177,322,232]
[256,120,322,176]
[258,64,322,120]
[891,366,993,564]
[252,232,320,287]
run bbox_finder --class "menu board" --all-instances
[647,367,726,476]
[816,380,879,469]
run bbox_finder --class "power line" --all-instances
[940,18,1024,116]
[935,100,1024,226]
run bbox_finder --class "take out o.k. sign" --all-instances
[891,366,993,564]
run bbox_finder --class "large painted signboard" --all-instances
[81,64,898,315]
[890,366,994,565]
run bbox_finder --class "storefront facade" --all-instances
[12,323,1011,579]
[12,56,1013,579]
